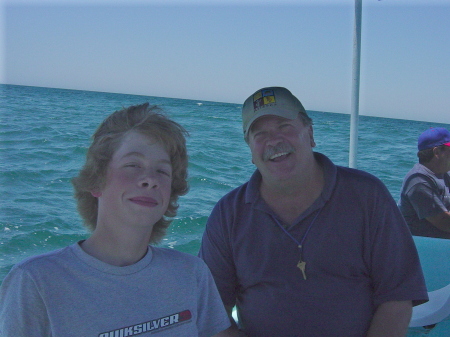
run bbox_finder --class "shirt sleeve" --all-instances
[195,259,231,337]
[407,181,448,219]
[0,266,51,337]
[368,183,428,307]
[199,201,239,308]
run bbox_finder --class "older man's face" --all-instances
[247,115,315,182]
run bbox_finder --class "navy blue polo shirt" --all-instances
[200,152,428,337]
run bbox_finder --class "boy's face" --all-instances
[96,131,172,229]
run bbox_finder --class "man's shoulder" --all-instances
[335,165,384,186]
[216,179,253,205]
[315,152,383,187]
[404,163,435,180]
[403,164,438,189]
[329,165,396,202]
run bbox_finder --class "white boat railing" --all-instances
[410,283,450,327]
[409,236,450,328]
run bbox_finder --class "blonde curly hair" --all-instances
[72,103,189,244]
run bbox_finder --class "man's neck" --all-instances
[422,160,445,176]
[260,159,324,226]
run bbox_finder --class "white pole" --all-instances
[349,0,362,168]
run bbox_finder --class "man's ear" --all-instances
[432,146,443,159]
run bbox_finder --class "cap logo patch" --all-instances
[253,89,275,112]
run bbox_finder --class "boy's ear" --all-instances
[309,125,316,148]
[91,190,102,198]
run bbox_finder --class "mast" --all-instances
[349,0,362,168]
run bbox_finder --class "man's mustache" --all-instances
[263,143,295,161]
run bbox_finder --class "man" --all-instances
[199,87,428,337]
[399,127,450,239]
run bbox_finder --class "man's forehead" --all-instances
[250,114,295,130]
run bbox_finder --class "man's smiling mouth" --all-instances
[269,152,290,161]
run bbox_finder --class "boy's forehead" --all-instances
[117,131,157,148]
[113,132,167,158]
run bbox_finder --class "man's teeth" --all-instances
[269,152,288,160]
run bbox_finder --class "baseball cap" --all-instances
[418,127,450,151]
[242,87,308,138]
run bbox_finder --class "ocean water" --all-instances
[1,84,449,334]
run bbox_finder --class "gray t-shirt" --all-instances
[0,242,230,337]
[399,163,450,239]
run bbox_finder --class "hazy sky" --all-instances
[2,0,449,123]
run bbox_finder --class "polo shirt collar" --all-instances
[244,152,337,217]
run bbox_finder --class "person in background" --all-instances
[0,103,230,337]
[399,127,450,239]
[199,87,428,337]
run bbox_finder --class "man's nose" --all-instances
[265,130,283,145]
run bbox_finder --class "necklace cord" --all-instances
[273,208,323,254]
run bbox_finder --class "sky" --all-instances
[1,0,449,124]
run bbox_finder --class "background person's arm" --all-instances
[426,211,450,233]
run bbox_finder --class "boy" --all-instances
[0,103,230,336]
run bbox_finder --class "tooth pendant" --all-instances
[297,260,307,280]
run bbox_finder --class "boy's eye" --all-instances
[125,163,140,168]
[158,169,172,177]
